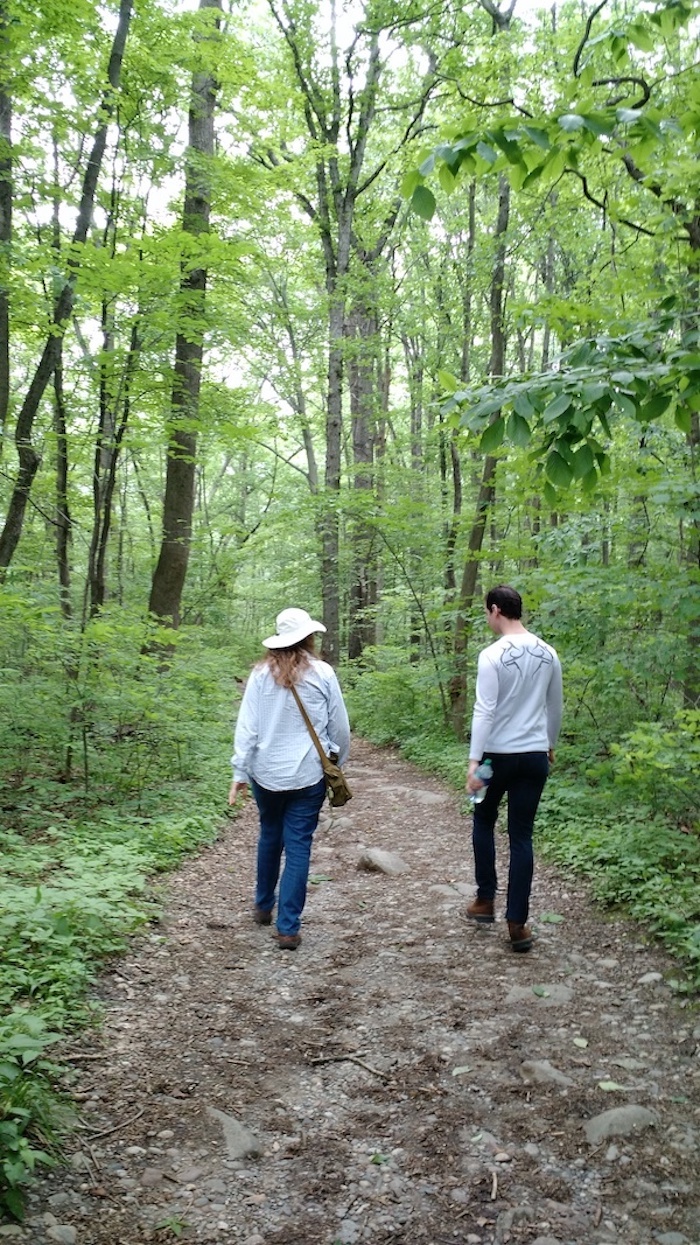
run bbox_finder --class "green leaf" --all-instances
[476,141,498,165]
[522,164,544,189]
[543,392,573,422]
[617,108,643,124]
[581,112,615,137]
[532,985,550,997]
[480,418,505,454]
[627,20,655,51]
[308,874,332,885]
[539,912,564,924]
[558,113,585,132]
[452,1065,472,1076]
[573,1037,589,1048]
[545,450,574,487]
[613,392,637,420]
[544,148,567,180]
[410,185,436,220]
[2,1187,25,1221]
[572,443,595,479]
[581,382,609,402]
[438,370,459,393]
[675,406,692,434]
[597,409,613,438]
[400,170,422,199]
[492,129,523,164]
[639,392,672,422]
[513,392,536,418]
[453,132,480,152]
[438,163,456,194]
[507,411,531,447]
[523,125,551,150]
[598,1080,626,1091]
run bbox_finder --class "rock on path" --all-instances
[17,738,700,1245]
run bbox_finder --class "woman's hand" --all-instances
[228,780,248,805]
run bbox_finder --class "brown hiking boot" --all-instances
[252,906,273,926]
[508,922,533,952]
[274,933,302,950]
[466,897,495,924]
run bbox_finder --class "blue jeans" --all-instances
[250,777,326,936]
[472,752,549,925]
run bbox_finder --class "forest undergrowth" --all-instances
[0,615,698,1221]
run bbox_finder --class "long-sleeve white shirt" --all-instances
[469,631,563,761]
[232,657,350,791]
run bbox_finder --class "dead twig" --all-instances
[82,1107,146,1139]
[310,1053,388,1079]
[61,1052,108,1062]
[491,1169,498,1200]
[84,1141,102,1172]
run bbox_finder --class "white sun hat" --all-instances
[262,607,327,649]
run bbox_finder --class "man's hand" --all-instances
[466,759,482,795]
[228,780,248,805]
[548,748,555,766]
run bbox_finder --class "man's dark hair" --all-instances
[485,584,522,619]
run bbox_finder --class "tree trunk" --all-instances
[147,0,221,628]
[54,355,71,618]
[347,297,378,661]
[0,0,134,577]
[0,0,11,457]
[444,181,475,609]
[450,170,511,737]
[87,320,140,620]
[266,1,436,662]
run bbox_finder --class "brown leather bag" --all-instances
[289,685,353,808]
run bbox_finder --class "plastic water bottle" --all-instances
[469,758,493,805]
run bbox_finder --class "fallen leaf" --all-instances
[452,1065,472,1077]
[308,874,332,885]
[598,1080,626,1091]
[532,985,550,997]
[573,1037,588,1048]
[539,912,564,924]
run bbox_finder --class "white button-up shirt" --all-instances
[232,658,351,791]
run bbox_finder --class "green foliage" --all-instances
[0,605,237,1217]
[155,1215,191,1239]
[606,710,700,826]
[0,1012,67,1220]
[538,780,700,990]
[346,648,437,745]
[439,316,700,501]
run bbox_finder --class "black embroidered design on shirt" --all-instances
[500,641,554,676]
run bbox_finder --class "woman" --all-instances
[229,607,351,950]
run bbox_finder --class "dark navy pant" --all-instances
[472,751,549,925]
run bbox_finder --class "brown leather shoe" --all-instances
[252,906,273,926]
[274,933,302,950]
[466,897,495,924]
[508,922,533,952]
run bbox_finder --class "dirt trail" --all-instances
[19,738,700,1245]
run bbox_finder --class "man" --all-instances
[466,585,563,952]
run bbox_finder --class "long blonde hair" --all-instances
[263,634,316,689]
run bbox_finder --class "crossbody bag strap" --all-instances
[289,683,330,772]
